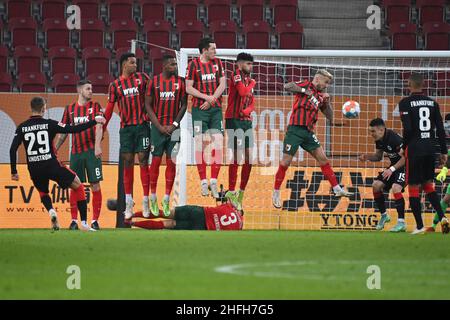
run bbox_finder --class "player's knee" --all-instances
[164,220,176,229]
[391,184,402,194]
[372,181,383,192]
[71,176,81,189]
[91,182,100,192]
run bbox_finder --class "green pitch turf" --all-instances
[0,229,449,299]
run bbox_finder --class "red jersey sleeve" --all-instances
[218,59,225,78]
[186,60,196,81]
[295,80,309,88]
[145,77,154,96]
[93,102,103,116]
[108,82,118,103]
[61,105,70,125]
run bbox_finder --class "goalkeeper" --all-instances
[427,115,450,232]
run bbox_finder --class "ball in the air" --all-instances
[342,100,360,119]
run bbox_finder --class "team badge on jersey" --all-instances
[213,64,219,72]
[174,83,179,90]
[234,74,242,82]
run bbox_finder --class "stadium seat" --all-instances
[270,0,298,24]
[82,47,111,76]
[389,22,417,50]
[9,17,37,47]
[149,48,174,75]
[110,19,138,50]
[237,0,265,23]
[87,73,115,94]
[209,20,238,49]
[143,20,172,49]
[0,46,8,73]
[7,0,31,19]
[17,72,47,92]
[52,73,80,93]
[72,0,100,20]
[106,0,134,22]
[139,0,166,21]
[382,0,411,25]
[275,21,303,49]
[242,20,271,49]
[37,0,66,20]
[0,72,12,92]
[416,0,446,25]
[14,45,43,74]
[422,22,450,50]
[204,0,232,23]
[43,18,71,48]
[48,47,77,75]
[176,20,205,49]
[79,19,105,49]
[172,0,198,23]
[116,47,145,73]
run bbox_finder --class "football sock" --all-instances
[125,194,133,203]
[211,149,221,180]
[149,156,162,194]
[228,163,238,191]
[39,192,53,212]
[373,191,386,215]
[195,151,207,180]
[150,193,157,201]
[69,189,78,220]
[240,163,252,191]
[133,220,164,229]
[408,186,423,229]
[92,189,102,221]
[123,165,134,195]
[163,194,170,202]
[424,183,445,221]
[165,156,176,196]
[72,185,87,222]
[140,164,150,197]
[274,164,288,190]
[393,192,405,220]
[320,163,339,188]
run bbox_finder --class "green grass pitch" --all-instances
[1,229,449,299]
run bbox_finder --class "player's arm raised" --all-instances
[9,127,22,181]
[284,81,312,96]
[359,149,383,162]
[52,117,104,134]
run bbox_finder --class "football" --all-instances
[342,100,361,118]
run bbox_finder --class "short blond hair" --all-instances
[316,69,333,80]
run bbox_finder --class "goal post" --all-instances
[173,48,450,231]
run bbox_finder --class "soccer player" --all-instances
[55,80,104,230]
[186,37,226,198]
[359,118,406,232]
[104,52,151,219]
[125,194,243,231]
[145,55,187,216]
[272,69,352,209]
[399,73,449,234]
[9,97,105,231]
[426,113,450,232]
[224,52,256,211]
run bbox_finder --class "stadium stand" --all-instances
[17,72,47,92]
[143,19,172,48]
[79,19,105,49]
[37,0,66,21]
[52,73,80,93]
[107,0,134,22]
[177,20,206,49]
[87,73,115,94]
[9,17,37,47]
[0,72,12,91]
[14,45,42,74]
[237,0,265,23]
[82,47,112,76]
[209,20,238,49]
[389,22,418,50]
[416,0,446,25]
[242,20,272,49]
[140,0,167,21]
[6,0,32,19]
[204,0,232,23]
[422,22,450,50]
[43,18,71,48]
[382,0,412,25]
[0,46,8,73]
[275,21,304,49]
[271,0,298,25]
[72,0,101,20]
[48,47,77,75]
[172,0,199,23]
[110,19,138,50]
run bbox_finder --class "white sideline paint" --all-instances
[215,260,450,284]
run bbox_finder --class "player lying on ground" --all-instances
[124,191,243,231]
[103,52,151,218]
[55,80,104,230]
[145,55,187,217]
[186,37,227,198]
[272,69,352,209]
[9,97,106,231]
[225,52,256,211]
[427,113,450,232]
[399,73,449,235]
[359,118,406,232]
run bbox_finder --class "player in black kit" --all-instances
[359,118,406,232]
[399,73,449,235]
[9,97,106,231]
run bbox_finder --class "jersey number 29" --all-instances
[24,131,50,155]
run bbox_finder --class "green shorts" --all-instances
[174,205,207,230]
[225,119,254,150]
[119,123,151,153]
[150,125,180,158]
[70,149,103,183]
[192,107,224,136]
[283,125,321,155]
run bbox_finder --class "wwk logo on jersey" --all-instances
[74,116,90,124]
[309,95,320,109]
[122,87,139,96]
[202,73,216,82]
[160,91,175,100]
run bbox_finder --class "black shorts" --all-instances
[29,161,76,193]
[174,205,207,230]
[375,168,406,192]
[406,154,435,185]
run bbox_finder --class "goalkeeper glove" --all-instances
[437,166,448,183]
